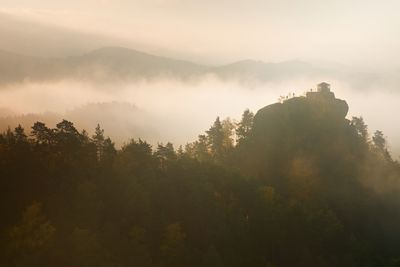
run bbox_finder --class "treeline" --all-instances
[1,95,400,267]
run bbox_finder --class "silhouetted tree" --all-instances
[351,116,368,141]
[236,109,254,143]
[206,117,224,161]
[93,124,105,161]
[222,118,235,149]
[14,125,27,143]
[31,122,53,144]
[373,130,386,151]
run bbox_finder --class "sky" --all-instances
[1,0,400,67]
[1,0,400,156]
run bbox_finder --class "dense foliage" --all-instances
[1,92,400,267]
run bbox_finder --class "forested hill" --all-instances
[238,87,353,179]
[1,85,400,266]
[0,47,374,86]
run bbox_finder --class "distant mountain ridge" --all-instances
[0,47,207,84]
[0,46,377,87]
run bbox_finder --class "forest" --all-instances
[1,89,400,267]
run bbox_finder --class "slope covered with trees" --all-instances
[1,87,400,266]
[0,46,377,87]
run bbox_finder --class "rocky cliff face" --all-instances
[305,89,349,118]
[238,89,360,185]
[253,90,349,139]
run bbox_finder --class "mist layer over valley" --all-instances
[0,47,399,157]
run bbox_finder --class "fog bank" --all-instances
[0,78,398,157]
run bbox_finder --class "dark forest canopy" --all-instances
[1,86,400,267]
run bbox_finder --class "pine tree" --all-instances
[206,117,224,160]
[236,109,254,143]
[93,124,105,161]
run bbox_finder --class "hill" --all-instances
[0,46,379,87]
[1,84,400,266]
[0,47,207,84]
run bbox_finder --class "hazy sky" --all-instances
[1,0,400,156]
[1,0,400,67]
